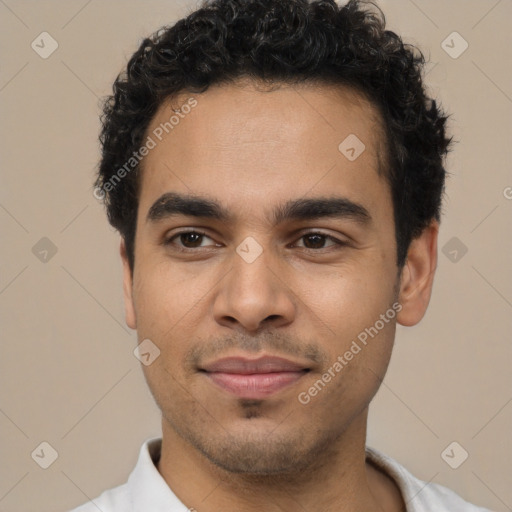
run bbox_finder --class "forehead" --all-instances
[138,79,389,224]
[147,78,385,159]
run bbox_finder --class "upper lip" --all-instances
[200,355,310,374]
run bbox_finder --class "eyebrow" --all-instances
[146,192,372,226]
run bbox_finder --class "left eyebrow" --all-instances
[271,196,372,226]
[146,192,372,227]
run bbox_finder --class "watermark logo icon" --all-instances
[442,236,468,263]
[134,338,161,366]
[338,134,366,161]
[236,236,263,263]
[31,441,59,469]
[441,32,468,59]
[441,441,469,469]
[31,32,59,59]
[32,237,58,263]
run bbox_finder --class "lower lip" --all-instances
[204,371,306,399]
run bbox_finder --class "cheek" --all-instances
[140,356,201,430]
[296,315,396,425]
[132,259,201,334]
[296,260,395,342]
[293,254,398,396]
[131,260,222,382]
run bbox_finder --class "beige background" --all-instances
[1,1,511,511]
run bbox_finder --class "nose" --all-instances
[212,244,296,334]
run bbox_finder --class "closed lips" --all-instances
[199,356,310,374]
[199,356,311,399]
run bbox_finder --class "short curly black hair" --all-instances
[95,0,452,272]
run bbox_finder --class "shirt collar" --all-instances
[128,438,413,511]
[128,437,190,511]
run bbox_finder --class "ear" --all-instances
[120,239,137,330]
[396,220,439,327]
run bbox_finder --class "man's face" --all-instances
[123,80,404,474]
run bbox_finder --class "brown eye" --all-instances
[302,234,328,249]
[178,232,204,248]
[164,230,216,251]
[294,232,344,250]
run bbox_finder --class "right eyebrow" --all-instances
[146,192,231,224]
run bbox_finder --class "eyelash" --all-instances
[163,230,348,253]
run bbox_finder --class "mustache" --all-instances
[184,331,329,371]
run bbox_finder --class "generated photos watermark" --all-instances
[298,301,403,405]
[93,97,198,201]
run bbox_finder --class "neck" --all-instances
[157,408,401,512]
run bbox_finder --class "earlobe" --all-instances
[120,239,137,330]
[396,221,439,327]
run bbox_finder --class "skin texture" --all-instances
[120,79,438,512]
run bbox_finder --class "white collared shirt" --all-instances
[69,438,494,512]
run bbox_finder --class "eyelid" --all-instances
[290,230,348,249]
[164,229,216,247]
[292,228,348,240]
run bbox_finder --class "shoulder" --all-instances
[415,479,495,511]
[365,446,495,512]
[67,437,165,512]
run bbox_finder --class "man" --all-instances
[73,0,493,510]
